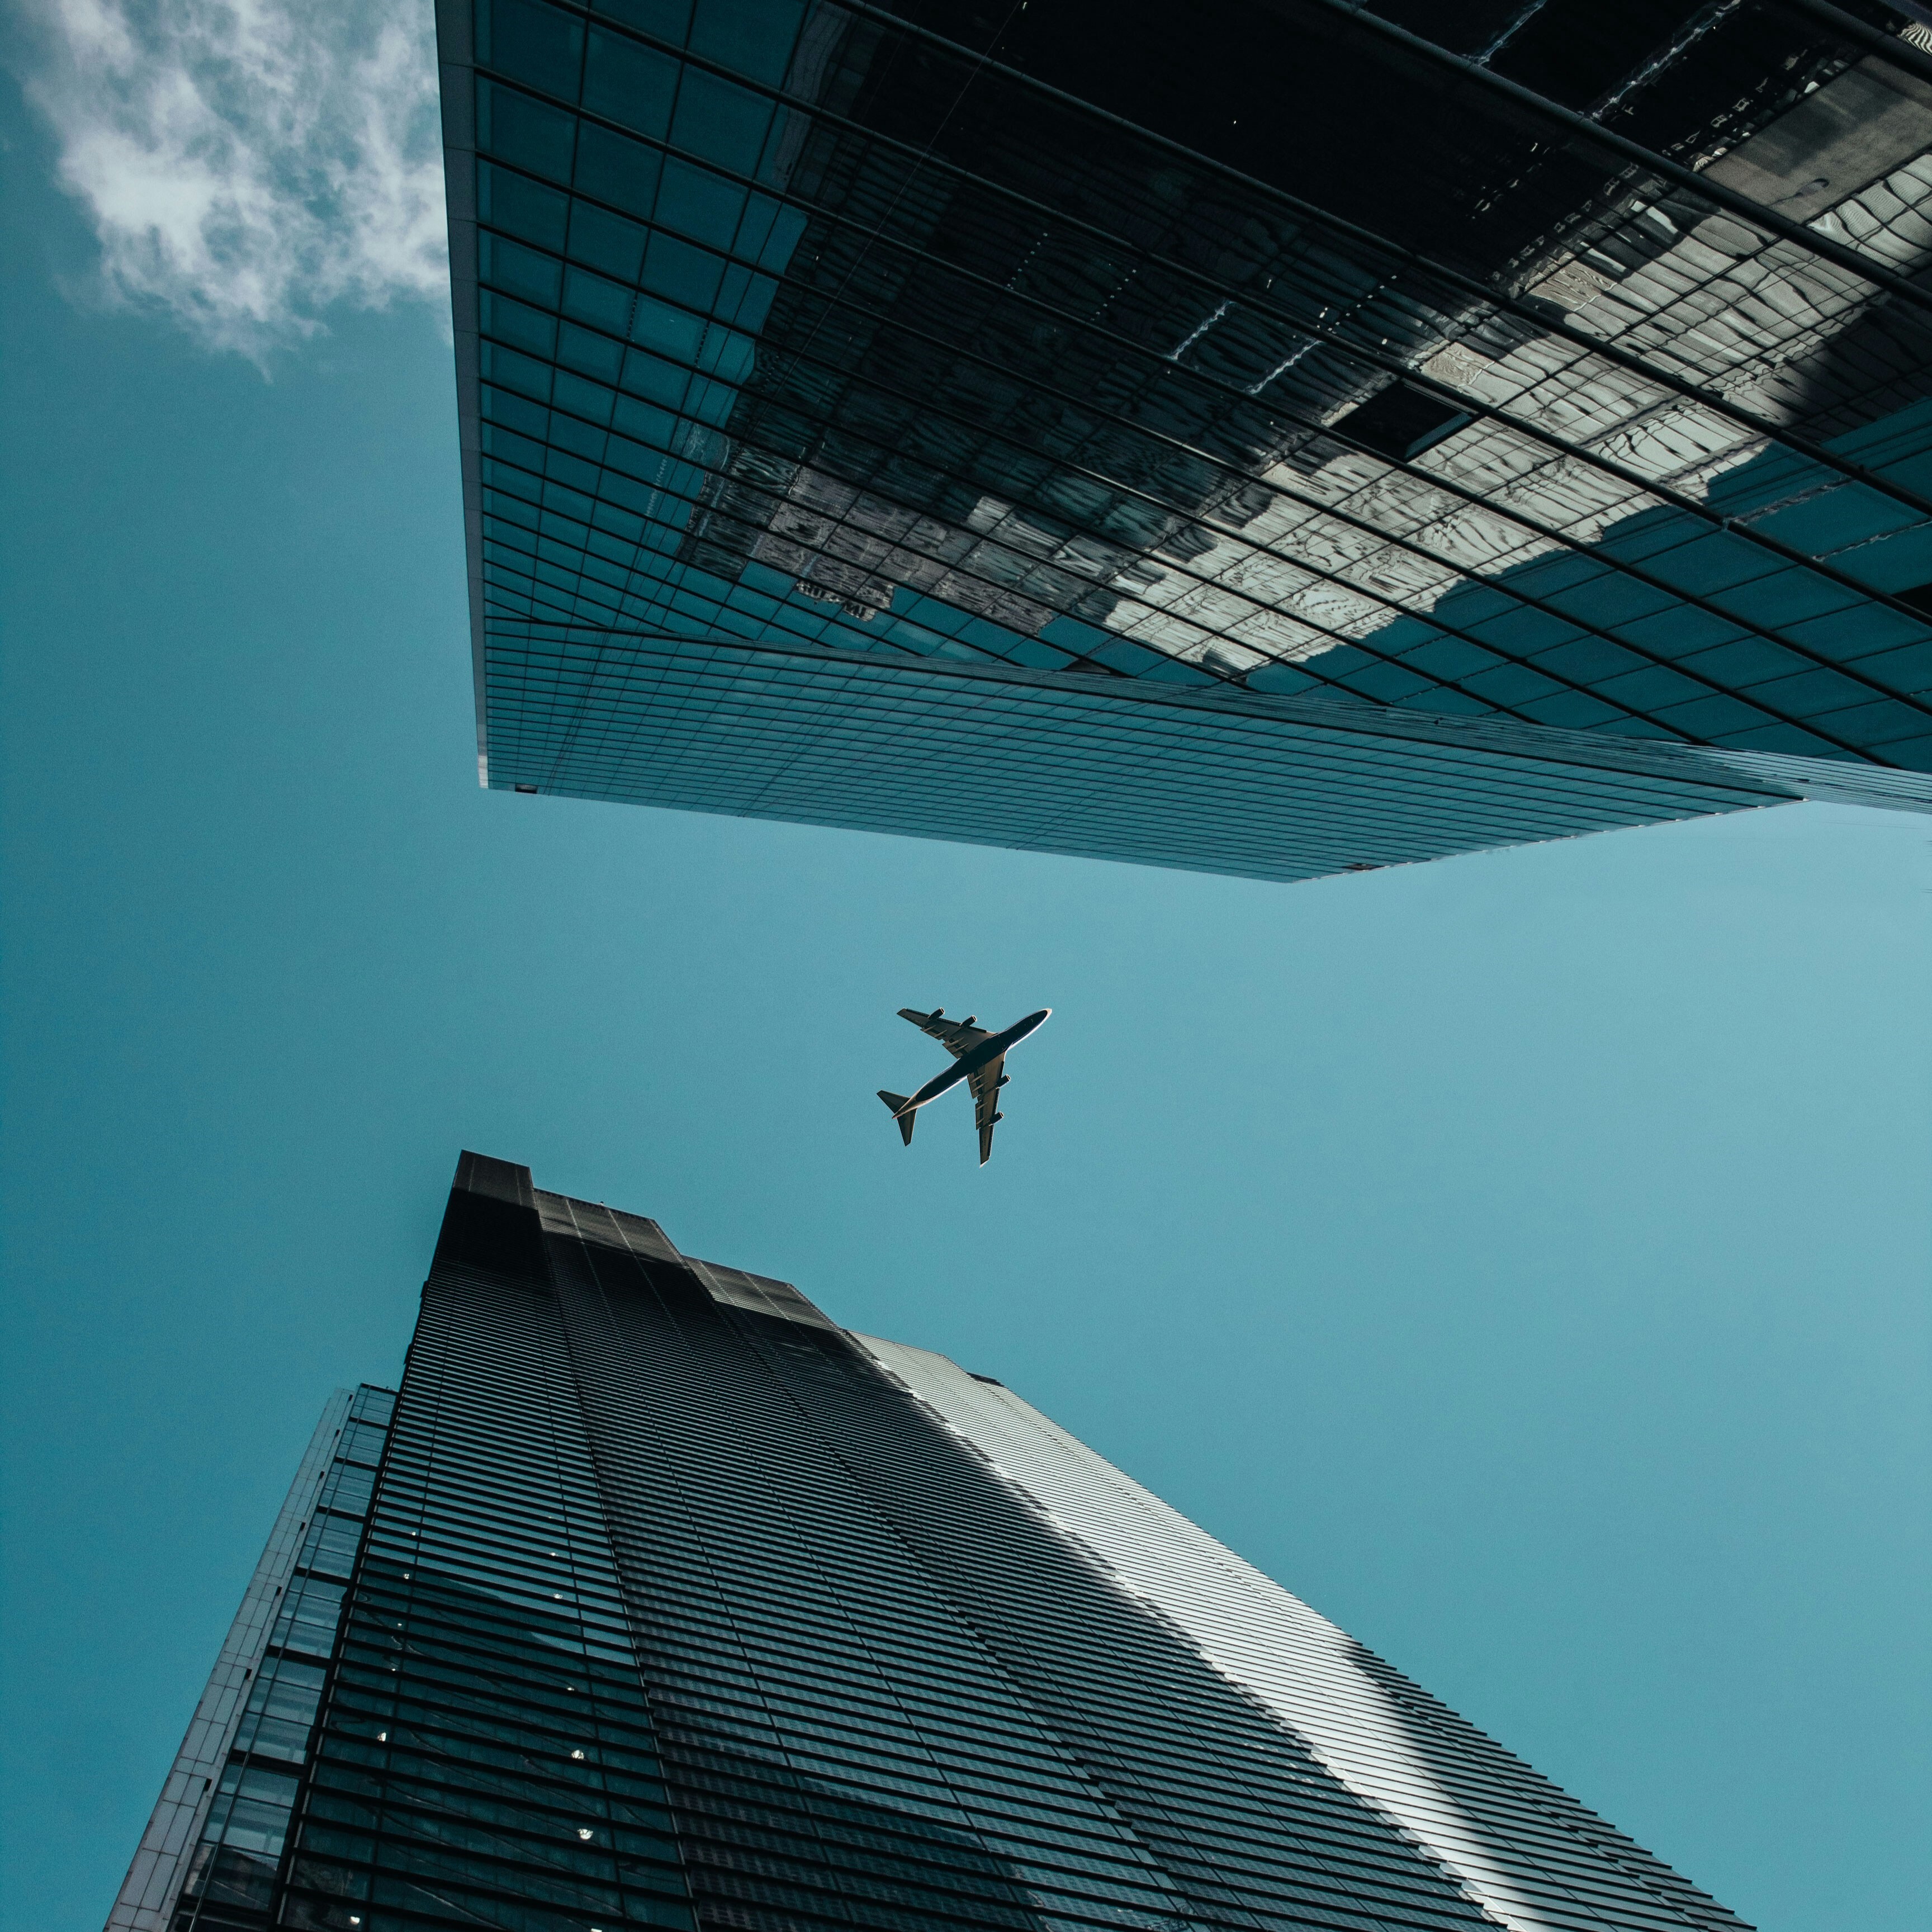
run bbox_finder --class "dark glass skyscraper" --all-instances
[437,0,1932,879]
[115,1152,1749,1932]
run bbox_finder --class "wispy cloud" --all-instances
[21,0,448,357]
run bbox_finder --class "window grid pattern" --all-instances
[120,1157,1754,1932]
[533,1174,1747,1932]
[477,628,1932,883]
[464,81,1932,749]
[440,0,1932,882]
[853,1338,1735,1932]
[110,1398,357,1932]
[270,1259,693,1932]
[700,1301,1745,1932]
[541,1194,1496,1932]
[171,1388,396,1932]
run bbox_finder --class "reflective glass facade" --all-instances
[438,0,1932,878]
[117,1152,1751,1932]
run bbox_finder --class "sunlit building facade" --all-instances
[113,1150,1750,1932]
[435,0,1932,877]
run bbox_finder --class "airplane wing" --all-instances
[898,1007,990,1058]
[969,1056,1007,1166]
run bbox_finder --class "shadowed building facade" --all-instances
[435,0,1932,878]
[115,1152,1750,1932]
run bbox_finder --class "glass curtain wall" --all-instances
[171,1390,397,1930]
[263,1169,692,1932]
[113,1153,1755,1932]
[439,0,1932,879]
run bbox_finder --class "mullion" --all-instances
[678,1815,1148,1912]
[822,0,1932,321]
[482,674,1784,850]
[476,311,1887,759]
[476,421,1568,729]
[775,193,1932,704]
[745,192,1932,711]
[470,0,1932,532]
[552,1282,1183,1896]
[1287,0,1932,310]
[471,68,1932,642]
[334,1670,648,1749]
[610,1298,1514,1932]
[477,356,1649,733]
[471,128,1932,732]
[500,751,1737,862]
[750,1357,1665,1932]
[1778,0,1932,78]
[494,0,1932,529]
[484,629,1797,831]
[717,280,1912,749]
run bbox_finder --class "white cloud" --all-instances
[21,0,449,356]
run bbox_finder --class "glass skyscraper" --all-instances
[113,1151,1750,1932]
[437,0,1932,879]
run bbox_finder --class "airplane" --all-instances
[878,1006,1052,1165]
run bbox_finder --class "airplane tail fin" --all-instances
[877,1092,916,1147]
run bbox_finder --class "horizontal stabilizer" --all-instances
[877,1091,916,1147]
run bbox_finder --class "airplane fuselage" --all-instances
[901,1008,1050,1114]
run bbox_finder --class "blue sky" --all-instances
[2,26,1930,1932]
